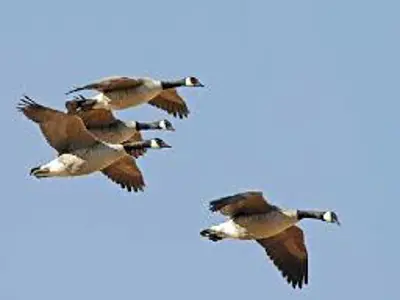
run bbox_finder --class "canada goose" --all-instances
[18,96,171,192]
[67,95,175,145]
[200,191,340,289]
[65,75,204,118]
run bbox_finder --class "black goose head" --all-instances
[158,119,175,131]
[150,138,172,149]
[322,211,341,225]
[185,76,204,87]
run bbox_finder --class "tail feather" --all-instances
[65,97,98,113]
[200,229,223,242]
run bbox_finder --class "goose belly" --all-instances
[71,145,124,174]
[234,211,298,239]
[89,126,136,144]
[105,85,162,110]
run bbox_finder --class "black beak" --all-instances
[197,82,205,87]
[332,213,341,226]
[162,142,172,148]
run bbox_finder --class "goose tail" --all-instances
[200,228,223,242]
[65,96,98,113]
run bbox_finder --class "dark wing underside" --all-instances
[148,89,190,118]
[121,131,146,158]
[101,156,145,192]
[256,226,308,289]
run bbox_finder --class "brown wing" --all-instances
[66,76,142,94]
[101,156,145,192]
[73,109,118,128]
[148,89,190,118]
[256,226,308,289]
[120,133,147,158]
[209,191,274,217]
[17,95,98,153]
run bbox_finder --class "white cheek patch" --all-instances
[127,121,137,129]
[323,211,333,222]
[150,140,161,149]
[185,77,194,86]
[159,120,167,130]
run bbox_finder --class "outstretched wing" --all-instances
[17,95,98,153]
[256,226,308,289]
[148,89,190,118]
[101,156,145,192]
[208,191,274,217]
[120,131,145,157]
[66,76,142,94]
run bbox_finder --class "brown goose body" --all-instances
[65,76,204,118]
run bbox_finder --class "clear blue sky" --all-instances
[1,0,398,298]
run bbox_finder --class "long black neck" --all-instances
[161,79,186,90]
[297,210,324,221]
[135,121,159,131]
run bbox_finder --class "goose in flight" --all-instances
[65,75,204,118]
[68,95,175,145]
[18,96,171,192]
[200,191,340,289]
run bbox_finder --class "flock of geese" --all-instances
[18,75,340,290]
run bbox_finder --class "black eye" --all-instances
[190,77,198,84]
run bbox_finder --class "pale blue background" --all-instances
[0,0,398,298]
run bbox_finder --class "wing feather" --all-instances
[73,108,118,128]
[148,89,190,118]
[66,76,142,94]
[209,191,273,217]
[101,156,145,192]
[17,95,98,153]
[256,226,308,289]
